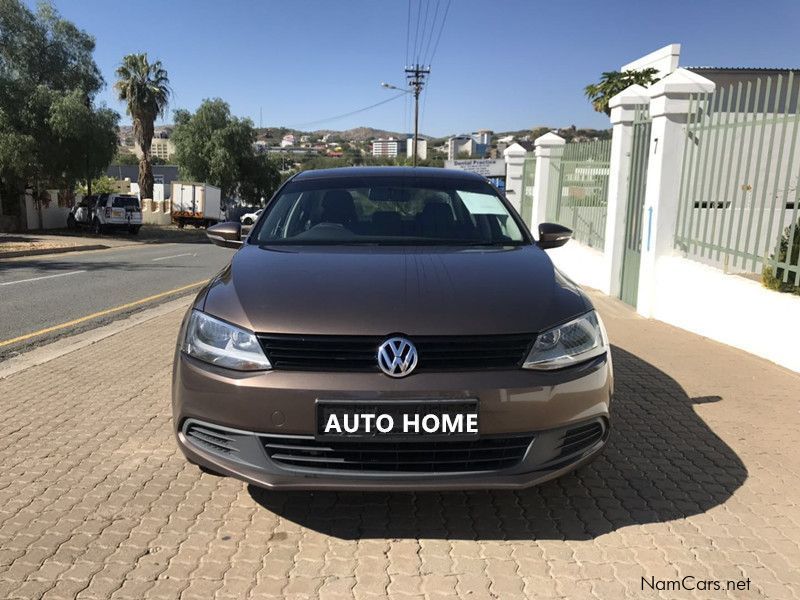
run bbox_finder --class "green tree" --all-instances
[0,0,115,224]
[114,53,170,201]
[762,217,800,295]
[171,99,281,203]
[584,68,660,116]
[114,151,140,165]
[76,175,120,196]
[48,90,120,196]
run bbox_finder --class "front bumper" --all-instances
[172,351,612,491]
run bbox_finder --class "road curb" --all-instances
[0,296,192,381]
[0,244,109,259]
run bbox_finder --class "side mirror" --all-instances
[537,222,572,249]
[207,222,243,249]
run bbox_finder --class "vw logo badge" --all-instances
[377,337,418,378]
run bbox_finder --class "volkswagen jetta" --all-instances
[172,167,612,490]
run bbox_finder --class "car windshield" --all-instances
[251,175,527,246]
[112,196,139,208]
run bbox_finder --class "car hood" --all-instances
[200,244,592,336]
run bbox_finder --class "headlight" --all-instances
[182,310,271,371]
[523,311,607,370]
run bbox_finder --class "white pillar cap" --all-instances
[609,84,650,109]
[533,132,566,148]
[648,67,715,97]
[647,68,716,117]
[503,142,528,158]
[609,84,651,125]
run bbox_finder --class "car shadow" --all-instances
[247,346,747,541]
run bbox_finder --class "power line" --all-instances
[421,0,441,66]
[417,0,431,63]
[289,93,406,129]
[427,0,451,65]
[404,0,411,66]
[412,0,423,64]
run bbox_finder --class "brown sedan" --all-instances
[172,167,612,490]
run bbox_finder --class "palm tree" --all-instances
[584,68,659,116]
[114,54,170,201]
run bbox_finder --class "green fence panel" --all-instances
[520,155,536,226]
[550,139,611,248]
[675,73,800,285]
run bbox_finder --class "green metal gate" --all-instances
[619,105,651,306]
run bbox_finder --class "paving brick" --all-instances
[0,295,798,599]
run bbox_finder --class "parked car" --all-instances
[173,167,612,491]
[67,193,142,235]
[240,208,262,225]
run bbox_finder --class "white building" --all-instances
[406,137,427,160]
[372,137,406,158]
[134,137,174,161]
[280,134,296,148]
[473,129,493,145]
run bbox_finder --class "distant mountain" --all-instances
[117,124,420,144]
[314,127,420,141]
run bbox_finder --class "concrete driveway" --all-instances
[0,292,797,599]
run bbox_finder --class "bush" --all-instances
[762,217,800,295]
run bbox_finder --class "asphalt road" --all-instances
[0,241,234,358]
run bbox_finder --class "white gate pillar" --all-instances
[636,68,715,317]
[532,132,566,226]
[601,84,649,296]
[503,143,527,214]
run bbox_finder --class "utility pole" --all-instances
[405,64,430,167]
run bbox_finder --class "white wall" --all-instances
[621,44,680,78]
[545,241,607,292]
[651,255,800,373]
[25,191,72,230]
[131,183,165,202]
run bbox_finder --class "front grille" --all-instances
[556,421,604,459]
[257,333,534,372]
[262,434,534,473]
[185,422,239,456]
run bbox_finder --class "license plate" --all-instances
[316,399,479,441]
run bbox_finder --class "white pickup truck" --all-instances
[67,193,143,235]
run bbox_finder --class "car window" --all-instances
[112,196,140,209]
[252,175,526,246]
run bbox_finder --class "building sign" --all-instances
[445,158,506,178]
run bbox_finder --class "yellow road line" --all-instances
[0,280,207,348]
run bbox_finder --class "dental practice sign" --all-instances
[445,158,506,179]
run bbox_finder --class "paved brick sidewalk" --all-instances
[0,293,798,599]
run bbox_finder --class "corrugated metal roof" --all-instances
[686,66,799,72]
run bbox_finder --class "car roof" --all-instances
[292,166,487,182]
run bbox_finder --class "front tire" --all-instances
[91,218,103,235]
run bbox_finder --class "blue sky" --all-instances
[42,0,800,136]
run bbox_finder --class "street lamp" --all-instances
[381,82,410,93]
